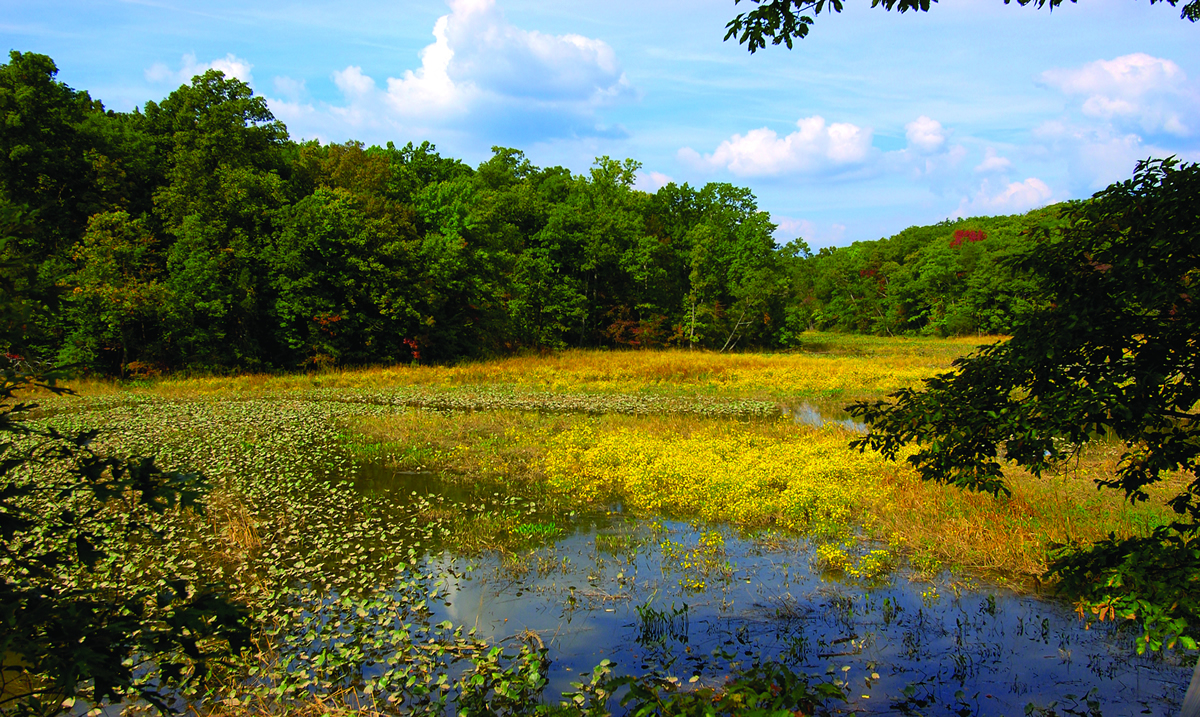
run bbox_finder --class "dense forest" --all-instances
[1,50,1064,375]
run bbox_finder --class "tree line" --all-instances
[2,50,1061,376]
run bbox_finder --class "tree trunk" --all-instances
[1182,656,1200,717]
[720,305,750,353]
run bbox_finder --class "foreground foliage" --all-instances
[725,0,1199,52]
[0,361,249,715]
[849,159,1200,653]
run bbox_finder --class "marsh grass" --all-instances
[14,337,1192,713]
[343,409,571,487]
[343,407,1178,584]
[45,334,1183,586]
[874,442,1184,580]
[208,491,261,557]
[57,332,992,402]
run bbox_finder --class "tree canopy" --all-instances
[726,0,1198,51]
[1,50,1063,377]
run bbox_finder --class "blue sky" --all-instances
[3,0,1198,248]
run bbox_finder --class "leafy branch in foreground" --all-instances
[725,0,1198,52]
[848,158,1199,652]
[0,359,250,715]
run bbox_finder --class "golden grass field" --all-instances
[63,333,986,401]
[54,332,1182,585]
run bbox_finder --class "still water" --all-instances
[412,512,1190,716]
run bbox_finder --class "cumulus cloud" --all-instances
[293,0,632,144]
[886,115,966,188]
[334,67,377,99]
[146,53,254,87]
[905,116,947,153]
[1040,53,1197,137]
[952,177,1053,219]
[974,148,1012,174]
[679,116,873,177]
[439,0,623,104]
[634,170,673,192]
[382,12,463,116]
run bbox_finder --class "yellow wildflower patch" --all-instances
[544,422,891,538]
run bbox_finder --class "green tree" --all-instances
[374,140,474,205]
[651,182,789,350]
[578,157,651,346]
[0,52,119,358]
[411,172,510,361]
[847,159,1200,701]
[0,52,98,255]
[726,0,1198,51]
[474,153,586,351]
[774,237,817,346]
[58,211,169,375]
[145,69,289,369]
[270,187,423,366]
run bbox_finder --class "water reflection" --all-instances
[781,401,867,432]
[423,518,1189,715]
[343,462,1189,714]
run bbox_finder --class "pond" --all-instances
[32,392,1192,716]
[361,464,1193,716]
[781,400,867,432]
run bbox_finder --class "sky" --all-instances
[3,0,1198,248]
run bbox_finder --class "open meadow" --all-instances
[17,333,1194,715]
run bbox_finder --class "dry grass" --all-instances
[59,332,993,402]
[208,493,262,558]
[871,450,1181,581]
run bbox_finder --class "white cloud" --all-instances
[1040,53,1197,137]
[1032,119,1175,191]
[952,177,1053,218]
[974,147,1012,174]
[1042,53,1183,98]
[146,52,254,87]
[272,76,307,103]
[634,170,673,192]
[298,0,632,144]
[383,13,463,116]
[905,116,946,153]
[440,0,623,104]
[679,116,873,177]
[885,115,966,189]
[774,217,847,247]
[333,66,378,99]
